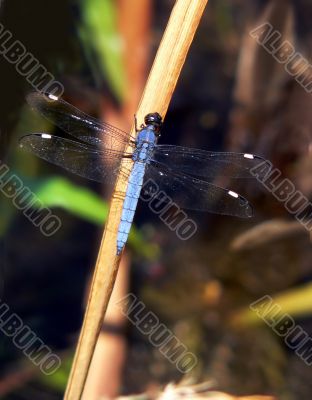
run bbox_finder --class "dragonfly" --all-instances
[19,92,267,255]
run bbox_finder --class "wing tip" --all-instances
[18,134,33,146]
[227,190,253,218]
[26,91,59,107]
[240,197,254,218]
[19,133,53,149]
[245,203,254,218]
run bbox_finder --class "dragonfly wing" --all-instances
[27,92,134,149]
[152,145,269,180]
[143,161,253,217]
[19,134,132,183]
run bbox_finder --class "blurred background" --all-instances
[0,0,312,398]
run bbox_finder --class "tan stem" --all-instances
[64,0,208,398]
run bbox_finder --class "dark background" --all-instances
[0,0,312,398]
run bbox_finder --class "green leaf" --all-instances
[35,176,109,225]
[79,0,127,101]
[39,353,72,391]
[232,283,312,326]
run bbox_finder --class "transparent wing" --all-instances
[152,145,269,180]
[27,92,135,149]
[19,134,133,183]
[144,161,253,218]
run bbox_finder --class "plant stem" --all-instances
[64,0,208,398]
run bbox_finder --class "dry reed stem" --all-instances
[64,1,208,398]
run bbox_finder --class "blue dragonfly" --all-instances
[19,92,267,254]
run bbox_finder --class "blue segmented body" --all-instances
[117,125,158,254]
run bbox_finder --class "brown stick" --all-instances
[64,1,208,398]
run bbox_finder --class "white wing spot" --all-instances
[244,153,254,159]
[42,134,52,139]
[228,190,239,198]
[48,94,59,101]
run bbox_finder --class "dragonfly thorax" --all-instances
[133,127,158,162]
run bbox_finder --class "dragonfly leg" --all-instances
[134,114,139,132]
[134,114,145,132]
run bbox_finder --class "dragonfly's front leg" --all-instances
[134,114,145,133]
[134,114,139,133]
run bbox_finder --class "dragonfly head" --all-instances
[144,113,162,136]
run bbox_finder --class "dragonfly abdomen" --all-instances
[117,161,146,254]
